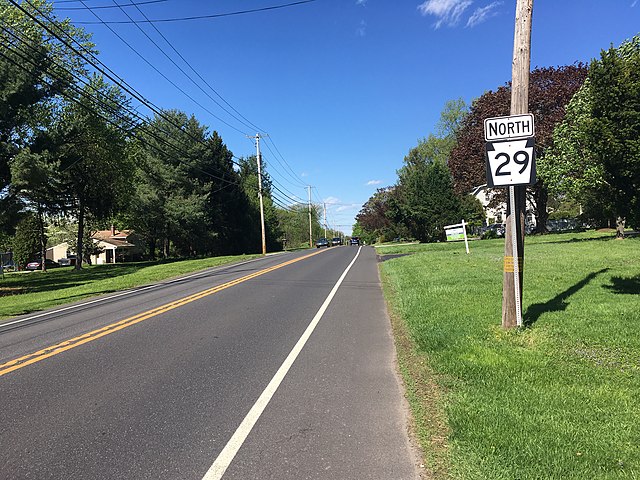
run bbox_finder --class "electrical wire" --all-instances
[0,34,242,189]
[76,0,251,137]
[8,0,303,215]
[55,0,168,10]
[12,0,246,181]
[104,0,261,136]
[122,0,265,135]
[72,0,317,24]
[263,136,307,188]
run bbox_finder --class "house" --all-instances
[471,184,537,228]
[45,242,71,262]
[471,184,507,225]
[91,226,141,264]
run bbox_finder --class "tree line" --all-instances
[0,0,327,270]
[356,34,640,243]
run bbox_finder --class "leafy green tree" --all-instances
[12,213,40,268]
[449,65,588,232]
[276,203,320,249]
[542,36,640,233]
[355,187,407,243]
[540,80,616,227]
[0,0,92,235]
[51,75,133,268]
[396,161,462,242]
[237,155,282,253]
[128,110,251,257]
[459,194,485,226]
[588,36,640,231]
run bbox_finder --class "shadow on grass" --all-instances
[0,263,154,295]
[540,235,615,245]
[605,275,640,295]
[524,268,610,328]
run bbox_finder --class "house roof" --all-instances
[92,230,135,248]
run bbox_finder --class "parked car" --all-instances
[1,261,15,272]
[58,256,77,267]
[25,259,60,271]
[331,237,342,246]
[480,224,505,239]
[350,236,360,246]
[315,238,330,248]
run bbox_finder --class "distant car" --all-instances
[316,238,330,248]
[58,257,77,267]
[1,261,15,272]
[25,259,60,271]
[350,236,360,246]
[480,224,505,239]
[331,237,342,246]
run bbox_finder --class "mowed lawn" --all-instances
[378,231,640,480]
[0,254,261,321]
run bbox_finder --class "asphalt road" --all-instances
[0,246,420,479]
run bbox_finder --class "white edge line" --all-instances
[0,256,275,329]
[202,246,363,480]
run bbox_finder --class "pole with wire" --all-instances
[323,203,327,239]
[252,134,267,255]
[307,186,313,248]
[502,0,533,328]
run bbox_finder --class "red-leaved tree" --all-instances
[449,65,588,232]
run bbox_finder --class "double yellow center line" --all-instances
[0,249,326,378]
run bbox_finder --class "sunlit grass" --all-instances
[0,254,261,320]
[380,231,640,479]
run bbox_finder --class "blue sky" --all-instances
[51,0,640,234]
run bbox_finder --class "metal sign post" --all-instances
[484,113,535,328]
[508,186,522,326]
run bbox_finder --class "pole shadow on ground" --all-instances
[523,268,610,328]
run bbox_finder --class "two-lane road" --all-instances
[0,246,420,479]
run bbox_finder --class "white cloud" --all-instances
[467,1,502,27]
[356,0,368,5]
[324,196,340,205]
[336,205,354,212]
[366,179,382,185]
[417,0,472,28]
[357,19,367,36]
[300,172,308,177]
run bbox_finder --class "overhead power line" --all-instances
[72,0,317,24]
[13,0,246,178]
[55,0,168,10]
[75,0,251,137]
[102,0,263,136]
[1,26,242,188]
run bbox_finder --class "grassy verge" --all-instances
[379,231,640,479]
[0,254,262,320]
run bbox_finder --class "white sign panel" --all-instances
[445,227,464,241]
[485,138,536,187]
[484,114,535,142]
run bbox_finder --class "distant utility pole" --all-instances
[251,133,267,255]
[503,0,533,328]
[323,203,327,239]
[307,186,313,248]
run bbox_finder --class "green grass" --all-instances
[379,231,640,479]
[0,254,262,320]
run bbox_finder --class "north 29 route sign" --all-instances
[484,114,536,187]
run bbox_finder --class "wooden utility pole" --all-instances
[307,186,313,248]
[502,0,533,328]
[253,134,267,256]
